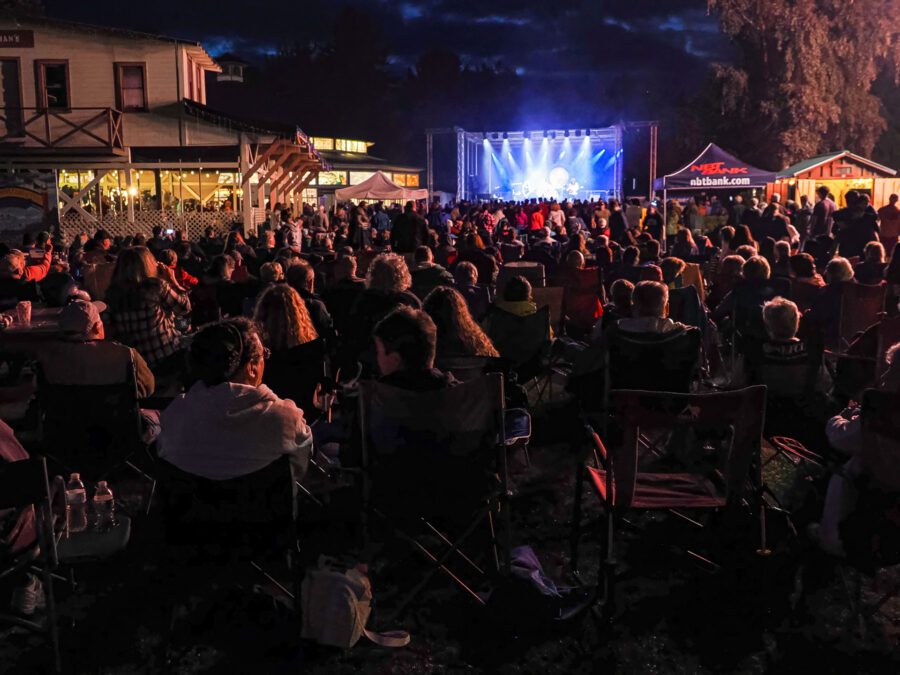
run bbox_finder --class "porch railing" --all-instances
[0,107,125,152]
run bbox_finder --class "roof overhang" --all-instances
[184,44,222,73]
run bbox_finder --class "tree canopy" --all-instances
[704,0,900,168]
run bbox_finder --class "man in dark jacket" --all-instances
[390,201,429,254]
[410,246,454,300]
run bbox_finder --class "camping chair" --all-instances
[570,386,767,616]
[496,261,546,295]
[875,315,900,382]
[357,374,526,618]
[37,355,151,485]
[838,389,900,633]
[262,338,327,422]
[532,286,565,334]
[157,455,299,647]
[483,304,562,404]
[435,355,509,383]
[837,281,885,352]
[0,457,60,673]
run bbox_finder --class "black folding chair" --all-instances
[358,374,521,618]
[156,455,299,648]
[0,457,61,673]
[37,354,153,491]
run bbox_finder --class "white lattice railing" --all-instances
[59,210,250,240]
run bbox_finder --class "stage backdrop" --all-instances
[470,129,621,202]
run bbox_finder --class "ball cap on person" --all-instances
[59,298,107,337]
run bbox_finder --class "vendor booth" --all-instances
[654,143,776,246]
[334,170,428,203]
[767,150,899,209]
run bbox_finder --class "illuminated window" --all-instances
[311,137,334,151]
[349,171,375,185]
[405,174,419,187]
[334,139,367,153]
[316,171,347,186]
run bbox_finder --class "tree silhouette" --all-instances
[703,0,900,167]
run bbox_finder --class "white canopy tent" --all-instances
[334,170,428,202]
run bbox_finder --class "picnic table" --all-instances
[0,307,63,343]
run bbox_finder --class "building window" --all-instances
[115,63,148,112]
[310,137,334,151]
[36,60,70,109]
[316,171,347,186]
[335,139,367,153]
[349,171,375,185]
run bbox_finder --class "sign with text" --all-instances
[0,30,34,48]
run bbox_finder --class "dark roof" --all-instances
[181,99,295,137]
[318,150,421,173]
[779,150,896,178]
[129,145,239,164]
[214,52,249,66]
[9,14,203,46]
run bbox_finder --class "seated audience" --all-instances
[618,281,689,335]
[453,261,491,321]
[105,246,190,373]
[285,260,335,345]
[423,286,499,359]
[159,319,312,480]
[373,306,455,390]
[410,245,454,300]
[853,241,887,285]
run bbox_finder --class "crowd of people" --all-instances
[0,188,898,624]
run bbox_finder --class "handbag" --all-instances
[301,556,410,649]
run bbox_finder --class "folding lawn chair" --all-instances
[357,374,528,618]
[570,386,767,617]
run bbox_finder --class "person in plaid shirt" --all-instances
[105,246,191,371]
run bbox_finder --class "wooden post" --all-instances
[240,134,254,233]
[125,165,135,225]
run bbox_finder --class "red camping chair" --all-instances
[571,386,767,616]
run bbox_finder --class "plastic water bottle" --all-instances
[65,473,87,534]
[92,481,116,531]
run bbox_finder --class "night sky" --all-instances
[44,0,731,88]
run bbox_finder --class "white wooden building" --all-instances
[0,15,325,239]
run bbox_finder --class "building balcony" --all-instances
[0,107,126,155]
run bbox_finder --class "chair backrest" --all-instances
[860,389,900,491]
[840,281,886,347]
[496,261,546,295]
[358,374,504,512]
[681,262,706,302]
[157,455,294,555]
[484,305,552,368]
[38,356,142,469]
[262,338,326,417]
[790,280,821,313]
[607,386,766,510]
[606,326,701,393]
[877,317,900,381]
[667,286,705,330]
[532,286,565,330]
[435,355,509,382]
[746,339,820,398]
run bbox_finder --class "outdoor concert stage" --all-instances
[425,127,624,203]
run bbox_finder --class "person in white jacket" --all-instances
[159,318,312,482]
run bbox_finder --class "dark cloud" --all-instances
[44,0,729,76]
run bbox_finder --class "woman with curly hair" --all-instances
[253,285,322,416]
[423,286,499,359]
[253,284,318,353]
[342,253,421,371]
